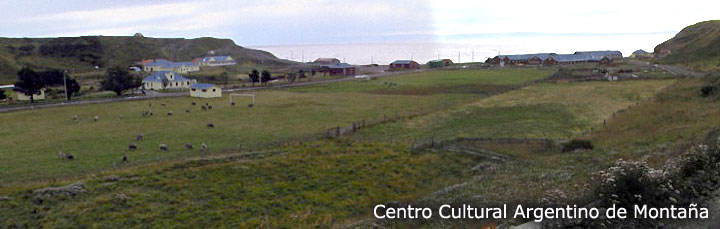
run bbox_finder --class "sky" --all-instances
[0,0,718,60]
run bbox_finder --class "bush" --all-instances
[700,85,716,97]
[597,160,673,208]
[561,139,593,152]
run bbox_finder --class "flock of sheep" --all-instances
[61,100,221,162]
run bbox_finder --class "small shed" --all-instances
[190,83,221,98]
[427,59,453,68]
[327,63,356,76]
[390,60,420,70]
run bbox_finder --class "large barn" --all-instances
[389,60,420,70]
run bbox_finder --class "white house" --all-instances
[142,71,197,90]
[193,56,236,66]
[142,59,200,73]
[190,83,221,98]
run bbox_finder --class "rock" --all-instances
[33,182,86,203]
[115,193,130,201]
[0,196,11,201]
[106,175,119,182]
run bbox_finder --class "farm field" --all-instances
[0,68,548,185]
[4,66,711,228]
[351,80,675,141]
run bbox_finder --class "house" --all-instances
[574,51,623,59]
[190,83,221,98]
[427,59,453,68]
[142,59,200,73]
[13,87,46,101]
[313,58,341,65]
[142,71,197,90]
[390,60,420,70]
[193,56,236,66]
[327,63,356,76]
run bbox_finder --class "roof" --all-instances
[314,58,340,63]
[327,63,355,69]
[142,71,191,83]
[428,59,453,63]
[0,85,14,90]
[144,59,198,68]
[549,54,609,62]
[633,49,650,55]
[190,83,217,89]
[391,60,416,65]
[574,51,623,57]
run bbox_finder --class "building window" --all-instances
[191,89,196,91]
[202,89,207,92]
[212,89,216,92]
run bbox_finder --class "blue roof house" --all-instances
[142,71,197,91]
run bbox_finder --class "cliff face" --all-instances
[654,20,720,68]
[0,36,288,83]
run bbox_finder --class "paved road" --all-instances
[0,69,430,113]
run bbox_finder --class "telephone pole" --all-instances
[63,69,69,102]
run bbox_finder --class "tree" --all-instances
[248,69,260,86]
[64,77,81,100]
[0,89,7,100]
[261,70,272,85]
[220,72,229,86]
[101,67,140,96]
[14,67,44,103]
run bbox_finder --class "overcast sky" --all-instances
[1,0,718,46]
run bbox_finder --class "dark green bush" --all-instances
[561,139,593,152]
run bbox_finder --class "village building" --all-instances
[389,60,420,70]
[492,51,622,66]
[326,63,356,76]
[427,59,453,68]
[142,59,200,73]
[631,49,653,58]
[193,56,236,66]
[313,58,341,65]
[142,71,197,90]
[190,83,222,98]
[574,51,623,59]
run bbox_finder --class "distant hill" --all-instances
[0,36,289,83]
[654,20,720,70]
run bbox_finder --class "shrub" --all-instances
[700,85,716,97]
[596,160,673,208]
[561,139,593,152]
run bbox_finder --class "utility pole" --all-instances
[458,51,461,63]
[472,50,475,62]
[63,69,69,102]
[301,50,304,63]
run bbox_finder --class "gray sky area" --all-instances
[0,0,718,46]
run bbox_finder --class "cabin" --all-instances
[142,71,197,90]
[327,63,356,76]
[427,59,453,68]
[193,56,236,66]
[142,59,200,73]
[313,58,341,65]
[389,60,420,70]
[190,83,222,98]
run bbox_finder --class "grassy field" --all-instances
[3,65,714,227]
[1,141,484,227]
[351,80,675,141]
[0,68,549,185]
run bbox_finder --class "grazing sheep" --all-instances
[58,151,65,159]
[208,105,213,110]
[185,109,190,113]
[207,123,215,128]
[191,102,196,106]
[201,105,207,110]
[159,144,168,151]
[136,133,144,141]
[142,111,148,117]
[167,111,174,116]
[93,115,99,122]
[161,102,166,107]
[65,154,75,160]
[72,115,79,122]
[231,101,236,106]
[184,143,193,150]
[128,143,137,151]
[201,143,207,152]
[118,115,124,119]
[149,112,154,116]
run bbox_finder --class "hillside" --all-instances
[655,20,720,70]
[0,36,289,83]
